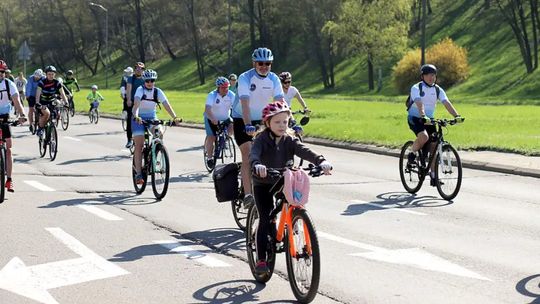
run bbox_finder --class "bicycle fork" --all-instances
[276,204,313,258]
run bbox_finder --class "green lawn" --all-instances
[74,89,540,155]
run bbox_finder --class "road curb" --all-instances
[99,113,540,179]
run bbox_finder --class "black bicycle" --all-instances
[56,102,70,131]
[37,103,59,161]
[246,164,326,303]
[399,118,464,200]
[203,121,236,172]
[291,109,311,167]
[0,120,21,203]
[132,119,174,200]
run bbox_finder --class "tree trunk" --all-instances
[135,0,146,62]
[158,29,177,60]
[186,0,205,85]
[248,0,256,49]
[517,0,534,72]
[530,0,539,69]
[367,54,374,91]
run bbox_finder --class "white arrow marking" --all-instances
[154,240,231,268]
[64,136,81,142]
[351,199,427,215]
[318,231,490,281]
[24,180,55,192]
[78,203,123,221]
[0,227,129,304]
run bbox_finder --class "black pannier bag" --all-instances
[212,162,240,202]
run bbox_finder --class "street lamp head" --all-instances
[89,2,107,11]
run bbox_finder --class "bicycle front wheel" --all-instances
[151,143,170,200]
[286,209,320,303]
[38,133,47,157]
[223,136,236,164]
[49,126,58,161]
[94,109,99,124]
[61,108,69,130]
[399,141,425,194]
[246,206,276,283]
[435,144,462,201]
[203,137,213,172]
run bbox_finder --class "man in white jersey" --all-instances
[132,69,181,185]
[407,64,463,186]
[204,76,235,169]
[232,47,284,206]
[0,60,27,192]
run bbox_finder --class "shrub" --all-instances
[392,38,470,94]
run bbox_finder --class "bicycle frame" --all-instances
[420,120,451,173]
[213,122,229,159]
[142,122,166,173]
[275,202,312,258]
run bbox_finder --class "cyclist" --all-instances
[204,76,235,169]
[228,73,238,94]
[250,101,332,275]
[15,72,27,103]
[35,65,69,137]
[132,69,181,185]
[407,64,463,186]
[25,69,44,133]
[0,60,27,192]
[279,72,309,111]
[86,85,104,114]
[232,47,284,207]
[63,70,80,112]
[125,62,146,149]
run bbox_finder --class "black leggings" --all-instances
[123,98,132,141]
[253,183,275,261]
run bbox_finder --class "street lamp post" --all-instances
[89,2,108,89]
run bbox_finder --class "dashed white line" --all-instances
[64,136,82,142]
[24,180,55,192]
[351,199,427,215]
[77,204,123,221]
[154,240,231,267]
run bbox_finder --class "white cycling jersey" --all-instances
[408,82,448,118]
[232,69,283,121]
[134,86,169,117]
[283,85,299,107]
[205,90,235,121]
[0,79,18,115]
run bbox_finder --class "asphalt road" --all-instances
[0,114,538,304]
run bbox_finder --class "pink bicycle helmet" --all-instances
[262,101,291,122]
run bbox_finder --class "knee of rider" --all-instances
[418,132,429,143]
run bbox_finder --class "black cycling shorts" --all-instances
[233,118,261,147]
[27,96,36,107]
[408,116,436,137]
[0,115,12,139]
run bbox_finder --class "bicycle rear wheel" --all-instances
[151,143,170,200]
[61,108,69,130]
[435,144,462,201]
[121,111,127,131]
[49,125,58,161]
[285,209,320,303]
[132,153,148,194]
[89,110,94,123]
[0,150,5,203]
[203,137,213,172]
[246,206,276,283]
[399,141,425,193]
[223,136,236,164]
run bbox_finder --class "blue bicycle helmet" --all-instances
[215,76,230,88]
[252,47,274,62]
[142,69,158,81]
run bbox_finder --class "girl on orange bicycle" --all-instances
[249,101,332,276]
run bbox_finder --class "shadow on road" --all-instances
[192,279,296,304]
[169,171,210,183]
[342,191,452,215]
[77,130,124,137]
[181,228,245,252]
[56,154,131,165]
[176,145,203,153]
[38,192,159,208]
[516,274,540,304]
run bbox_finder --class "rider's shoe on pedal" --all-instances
[5,178,14,192]
[206,158,215,169]
[407,152,416,165]
[36,128,44,138]
[29,125,34,133]
[243,193,255,208]
[255,260,270,276]
[125,140,134,149]
[135,174,144,185]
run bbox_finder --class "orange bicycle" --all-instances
[245,164,326,303]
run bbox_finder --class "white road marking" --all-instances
[64,136,81,142]
[77,203,123,221]
[154,240,231,268]
[318,231,490,281]
[24,180,55,192]
[121,149,131,153]
[351,199,427,215]
[0,227,129,304]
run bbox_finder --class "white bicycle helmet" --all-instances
[142,69,158,81]
[91,85,98,90]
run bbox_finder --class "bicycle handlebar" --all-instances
[425,117,464,126]
[264,164,329,178]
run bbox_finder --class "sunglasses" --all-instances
[257,62,272,67]
[145,79,155,83]
[283,81,291,84]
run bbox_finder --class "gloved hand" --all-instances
[455,115,465,123]
[292,125,303,134]
[245,124,256,135]
[254,164,267,178]
[135,116,143,124]
[421,115,430,124]
[319,160,332,175]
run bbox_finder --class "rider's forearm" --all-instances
[443,101,459,117]
[241,99,251,125]
[164,103,177,119]
[415,101,426,116]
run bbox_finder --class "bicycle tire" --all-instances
[399,141,425,193]
[94,109,99,124]
[435,144,462,201]
[69,105,75,117]
[38,132,47,157]
[246,205,276,283]
[203,137,213,172]
[285,209,320,303]
[89,110,93,123]
[223,136,236,164]
[121,113,127,131]
[132,152,148,194]
[49,125,58,161]
[231,199,248,231]
[151,143,170,200]
[0,149,5,203]
[54,110,60,127]
[61,108,69,130]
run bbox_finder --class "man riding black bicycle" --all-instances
[406,64,464,186]
[34,65,69,138]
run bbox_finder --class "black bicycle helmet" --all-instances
[420,64,437,75]
[45,65,57,73]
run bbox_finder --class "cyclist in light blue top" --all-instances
[132,69,181,185]
[232,47,284,207]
